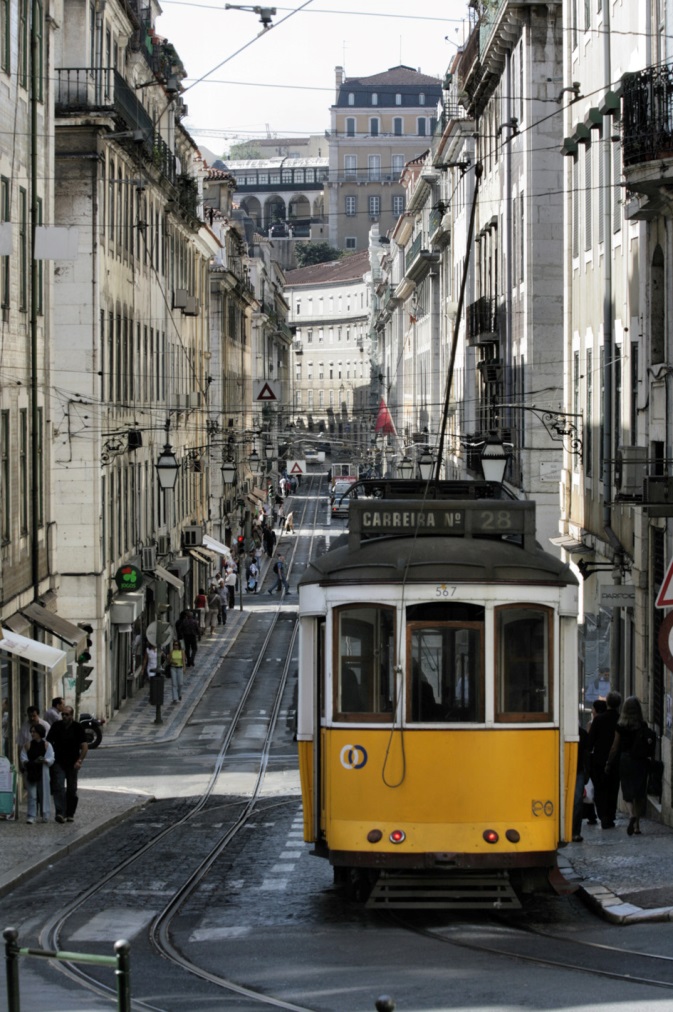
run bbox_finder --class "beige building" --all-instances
[326,65,443,251]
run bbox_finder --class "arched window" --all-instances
[395,93,402,105]
[419,92,426,105]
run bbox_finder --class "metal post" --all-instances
[114,939,132,1012]
[4,928,21,1012]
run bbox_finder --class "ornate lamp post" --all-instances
[480,433,509,483]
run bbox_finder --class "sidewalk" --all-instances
[0,607,249,898]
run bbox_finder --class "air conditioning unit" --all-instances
[615,446,648,498]
[157,534,171,556]
[643,476,673,504]
[173,288,188,309]
[183,295,199,316]
[182,525,203,547]
[140,545,157,571]
[187,391,201,407]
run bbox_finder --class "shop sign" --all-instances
[114,564,144,593]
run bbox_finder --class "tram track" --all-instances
[35,474,326,1012]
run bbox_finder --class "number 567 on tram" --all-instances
[296,484,579,902]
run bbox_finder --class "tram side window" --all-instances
[496,606,552,721]
[335,605,395,718]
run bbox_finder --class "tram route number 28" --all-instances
[531,800,555,817]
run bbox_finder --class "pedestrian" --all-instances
[182,611,199,667]
[285,511,294,534]
[2,697,8,757]
[268,553,289,595]
[572,723,590,842]
[16,706,50,751]
[168,638,186,703]
[606,695,656,836]
[588,690,621,829]
[206,584,221,635]
[225,566,237,608]
[43,696,65,726]
[20,724,54,823]
[217,578,228,623]
[194,587,208,635]
[143,643,160,687]
[247,556,259,593]
[278,503,286,532]
[263,526,276,557]
[47,706,88,823]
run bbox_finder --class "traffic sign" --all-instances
[655,557,673,608]
[287,460,305,475]
[253,380,279,402]
[658,611,673,672]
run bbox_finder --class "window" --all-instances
[348,92,354,105]
[258,172,268,184]
[394,117,403,136]
[305,169,314,182]
[307,389,313,409]
[392,154,405,177]
[335,605,395,718]
[318,362,324,380]
[318,389,324,407]
[1,411,9,542]
[19,187,27,311]
[0,0,9,72]
[346,117,355,137]
[368,155,381,181]
[372,92,378,106]
[345,237,357,249]
[368,195,380,218]
[307,361,313,379]
[270,171,280,184]
[306,329,313,343]
[295,300,301,315]
[344,155,357,180]
[345,195,357,217]
[370,118,379,137]
[407,603,484,723]
[245,175,256,185]
[282,169,292,184]
[392,195,405,215]
[417,118,427,136]
[0,176,9,307]
[329,361,334,379]
[19,408,28,534]
[586,348,593,476]
[18,0,27,87]
[295,169,304,183]
[419,92,426,105]
[36,196,43,313]
[495,605,552,721]
[584,145,592,251]
[395,93,402,105]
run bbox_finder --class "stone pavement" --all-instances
[2,580,673,921]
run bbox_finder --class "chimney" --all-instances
[335,66,344,87]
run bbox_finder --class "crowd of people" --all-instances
[573,690,657,841]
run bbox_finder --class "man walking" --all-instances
[43,696,65,726]
[268,554,290,595]
[47,706,88,823]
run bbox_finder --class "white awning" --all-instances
[0,629,67,676]
[202,535,232,561]
[20,602,86,650]
[154,565,185,597]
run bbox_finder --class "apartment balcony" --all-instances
[621,66,673,220]
[467,296,500,345]
[403,232,440,283]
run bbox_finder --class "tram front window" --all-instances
[335,605,395,718]
[408,624,483,722]
[496,605,552,721]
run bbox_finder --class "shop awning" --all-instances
[189,548,219,568]
[252,487,268,502]
[549,535,592,555]
[154,565,184,597]
[19,602,86,649]
[202,535,232,561]
[0,628,67,676]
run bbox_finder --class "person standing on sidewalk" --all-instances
[47,706,88,823]
[168,639,186,703]
[206,585,221,635]
[225,565,237,609]
[588,690,621,829]
[20,724,54,823]
[181,611,200,667]
[43,696,65,726]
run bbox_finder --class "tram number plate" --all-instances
[435,585,457,597]
[531,800,555,817]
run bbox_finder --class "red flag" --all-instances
[374,398,397,436]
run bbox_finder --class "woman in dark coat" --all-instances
[606,696,655,836]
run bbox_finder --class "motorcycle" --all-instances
[79,712,105,749]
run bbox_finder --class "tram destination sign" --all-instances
[354,500,530,537]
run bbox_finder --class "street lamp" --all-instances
[155,443,180,491]
[264,442,274,461]
[248,448,261,473]
[480,433,509,483]
[418,448,434,481]
[397,455,414,479]
[221,459,237,485]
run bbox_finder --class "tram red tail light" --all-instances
[389,829,406,844]
[483,829,499,844]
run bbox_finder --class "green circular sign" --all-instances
[114,564,144,592]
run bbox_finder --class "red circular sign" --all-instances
[658,611,673,672]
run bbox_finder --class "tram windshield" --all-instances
[407,603,484,722]
[495,605,552,721]
[335,605,395,718]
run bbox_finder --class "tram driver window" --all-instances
[496,605,552,721]
[408,622,484,723]
[335,605,395,718]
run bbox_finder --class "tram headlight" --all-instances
[483,829,499,844]
[389,829,406,844]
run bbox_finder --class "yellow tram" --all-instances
[296,481,579,901]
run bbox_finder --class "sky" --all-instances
[155,0,473,158]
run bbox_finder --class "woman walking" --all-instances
[606,695,656,836]
[168,638,186,703]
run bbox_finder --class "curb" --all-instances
[558,854,673,924]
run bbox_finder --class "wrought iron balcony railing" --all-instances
[467,296,500,342]
[622,65,673,167]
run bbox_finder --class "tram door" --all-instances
[407,603,485,722]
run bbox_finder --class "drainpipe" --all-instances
[503,50,513,431]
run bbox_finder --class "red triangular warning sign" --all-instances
[374,398,396,436]
[656,558,673,608]
[256,383,277,401]
[290,462,303,474]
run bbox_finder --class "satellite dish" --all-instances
[146,620,172,649]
